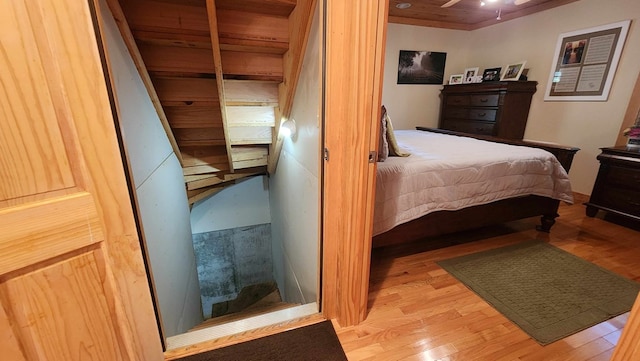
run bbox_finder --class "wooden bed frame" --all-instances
[372,127,580,248]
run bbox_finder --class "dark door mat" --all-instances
[175,320,348,361]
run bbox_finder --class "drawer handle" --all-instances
[477,112,487,116]
[480,98,489,103]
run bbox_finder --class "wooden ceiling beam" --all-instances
[206,0,235,172]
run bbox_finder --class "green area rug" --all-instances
[437,240,640,345]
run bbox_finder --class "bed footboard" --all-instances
[415,127,580,172]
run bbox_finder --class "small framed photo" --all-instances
[501,61,527,81]
[449,74,464,85]
[463,67,479,83]
[482,67,502,82]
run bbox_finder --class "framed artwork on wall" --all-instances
[397,50,447,84]
[544,20,631,101]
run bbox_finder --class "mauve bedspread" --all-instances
[373,130,574,236]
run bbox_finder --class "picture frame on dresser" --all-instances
[449,74,464,85]
[463,67,479,83]
[482,67,502,82]
[501,61,527,81]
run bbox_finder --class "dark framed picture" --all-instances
[397,50,447,84]
[482,67,502,82]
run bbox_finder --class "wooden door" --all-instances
[322,0,388,326]
[0,0,162,360]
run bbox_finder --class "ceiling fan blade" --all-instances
[514,0,532,5]
[441,0,463,8]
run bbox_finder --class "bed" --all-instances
[372,127,579,248]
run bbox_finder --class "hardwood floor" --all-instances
[334,200,640,360]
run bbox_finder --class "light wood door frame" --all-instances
[321,0,388,326]
[0,0,163,359]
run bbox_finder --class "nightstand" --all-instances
[585,146,640,221]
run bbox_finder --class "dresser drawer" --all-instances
[470,94,500,107]
[441,119,495,135]
[444,107,468,119]
[445,95,470,106]
[468,108,497,121]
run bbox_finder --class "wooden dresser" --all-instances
[585,146,640,221]
[439,81,537,140]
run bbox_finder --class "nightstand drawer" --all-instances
[592,187,640,216]
[470,94,500,107]
[602,165,640,189]
[468,108,497,121]
[441,119,495,135]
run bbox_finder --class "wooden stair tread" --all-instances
[191,302,301,331]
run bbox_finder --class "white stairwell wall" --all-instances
[99,0,203,337]
[269,3,321,305]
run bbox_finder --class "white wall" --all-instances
[268,4,321,305]
[190,176,271,234]
[382,0,640,195]
[100,0,202,337]
[382,25,471,130]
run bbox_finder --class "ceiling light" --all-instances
[395,3,412,9]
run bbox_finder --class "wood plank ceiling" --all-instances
[388,0,581,30]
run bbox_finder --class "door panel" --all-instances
[0,0,162,360]
[0,251,128,360]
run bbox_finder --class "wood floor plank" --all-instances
[335,202,640,360]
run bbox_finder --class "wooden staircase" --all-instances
[106,0,314,204]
